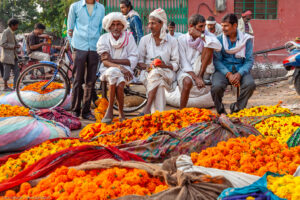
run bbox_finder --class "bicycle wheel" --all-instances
[16,63,70,110]
[112,83,147,113]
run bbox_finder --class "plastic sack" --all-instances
[0,143,143,192]
[35,107,81,130]
[165,87,214,108]
[217,172,285,200]
[176,155,260,188]
[0,90,71,110]
[0,116,70,152]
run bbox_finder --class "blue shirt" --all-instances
[213,34,254,76]
[127,15,143,44]
[67,0,105,51]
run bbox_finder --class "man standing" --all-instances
[168,21,182,39]
[68,0,105,120]
[27,23,50,61]
[0,19,20,91]
[238,10,254,35]
[205,16,223,36]
[212,13,255,114]
[120,0,143,44]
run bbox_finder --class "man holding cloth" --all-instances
[68,0,105,120]
[211,13,256,114]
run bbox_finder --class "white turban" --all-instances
[206,20,216,25]
[102,12,128,32]
[149,8,168,40]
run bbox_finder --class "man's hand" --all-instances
[119,66,133,82]
[101,52,111,61]
[157,60,173,70]
[226,72,241,87]
[231,73,241,87]
[188,27,201,39]
[194,76,205,89]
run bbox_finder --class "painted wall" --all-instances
[189,0,300,60]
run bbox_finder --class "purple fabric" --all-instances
[188,37,204,53]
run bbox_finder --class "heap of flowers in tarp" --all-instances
[191,135,300,176]
[21,81,64,94]
[80,108,214,146]
[0,104,30,117]
[0,139,98,183]
[229,102,300,145]
[3,167,168,200]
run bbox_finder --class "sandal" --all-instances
[82,113,96,121]
[119,118,126,122]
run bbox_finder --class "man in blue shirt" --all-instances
[120,0,143,44]
[68,0,105,120]
[211,13,256,114]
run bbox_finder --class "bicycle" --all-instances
[16,40,147,112]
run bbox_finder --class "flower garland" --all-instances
[228,102,291,118]
[3,166,168,200]
[94,98,109,123]
[0,104,30,117]
[0,139,98,183]
[267,175,300,200]
[80,108,214,146]
[254,115,300,144]
[21,81,64,94]
[191,135,300,176]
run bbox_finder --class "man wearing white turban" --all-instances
[138,8,179,115]
[97,12,138,123]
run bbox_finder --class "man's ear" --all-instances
[233,23,238,29]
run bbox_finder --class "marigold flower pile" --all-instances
[21,81,64,94]
[3,166,168,200]
[0,104,30,117]
[254,115,300,144]
[228,103,291,118]
[267,175,300,200]
[94,98,109,123]
[191,135,300,176]
[0,139,98,183]
[228,103,300,144]
[80,108,214,146]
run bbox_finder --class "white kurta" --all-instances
[97,33,138,85]
[177,33,221,97]
[205,23,223,36]
[138,33,179,113]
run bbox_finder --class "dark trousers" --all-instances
[0,62,3,77]
[3,62,20,88]
[211,71,256,114]
[71,49,98,115]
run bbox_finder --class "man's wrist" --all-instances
[226,72,232,78]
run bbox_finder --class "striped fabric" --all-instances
[0,116,70,152]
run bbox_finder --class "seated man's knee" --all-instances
[211,83,226,93]
[246,81,256,91]
[182,77,193,90]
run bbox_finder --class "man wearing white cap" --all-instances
[238,10,254,35]
[138,8,179,115]
[205,16,223,36]
[97,12,138,123]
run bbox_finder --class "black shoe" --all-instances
[230,103,240,114]
[82,113,96,121]
[71,111,80,118]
